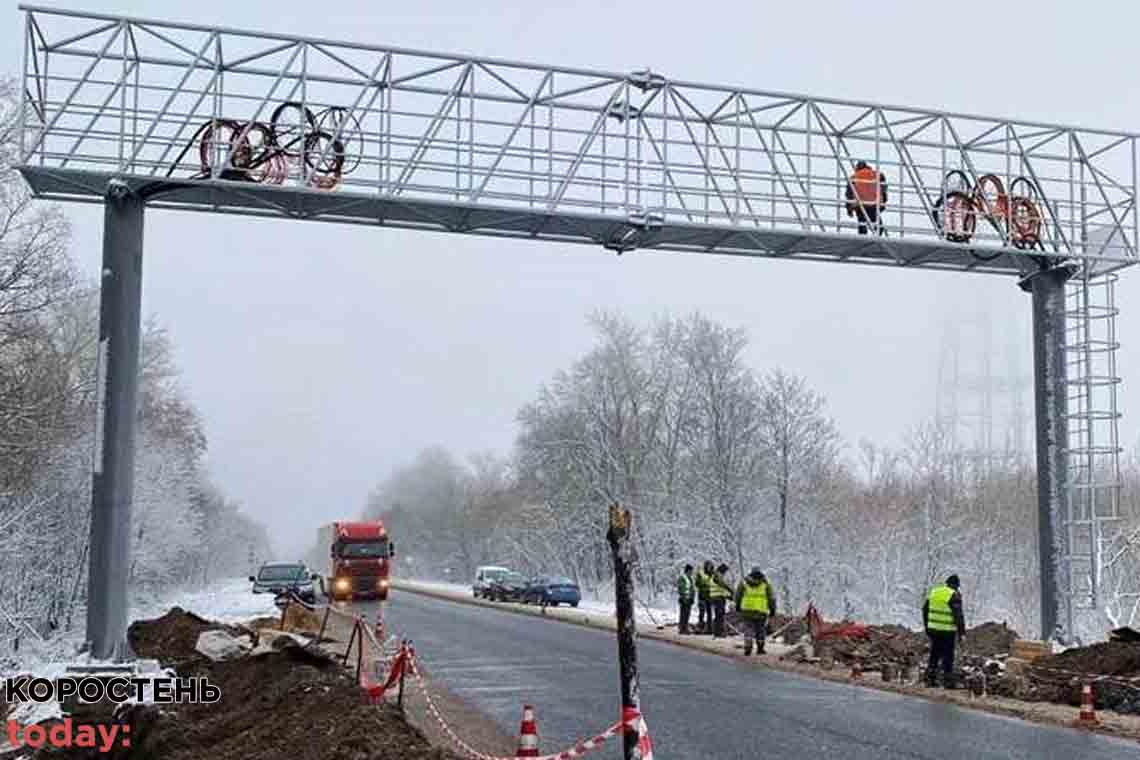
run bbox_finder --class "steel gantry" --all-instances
[12,4,1140,655]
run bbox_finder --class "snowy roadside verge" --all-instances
[391,578,791,660]
[395,578,677,628]
[2,578,279,680]
[393,579,1140,743]
[0,577,280,751]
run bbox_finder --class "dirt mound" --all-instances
[867,625,928,662]
[127,607,244,663]
[32,608,459,760]
[282,604,323,633]
[962,622,1018,658]
[1033,641,1140,678]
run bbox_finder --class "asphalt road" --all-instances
[355,593,1138,760]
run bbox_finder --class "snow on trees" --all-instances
[363,308,1140,637]
[0,79,271,659]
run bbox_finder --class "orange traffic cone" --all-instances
[516,704,539,757]
[1074,683,1099,728]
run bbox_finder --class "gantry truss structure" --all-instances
[15,5,1140,275]
[12,4,1140,640]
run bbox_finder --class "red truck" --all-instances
[316,521,395,601]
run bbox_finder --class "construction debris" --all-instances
[194,630,253,662]
[27,607,461,759]
[767,605,1140,715]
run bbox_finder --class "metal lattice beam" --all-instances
[15,4,1140,276]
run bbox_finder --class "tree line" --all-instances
[0,78,272,656]
[366,311,1140,639]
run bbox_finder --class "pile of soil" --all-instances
[31,608,460,760]
[962,622,1018,658]
[811,624,928,670]
[127,607,249,665]
[1033,641,1140,678]
[1002,641,1140,713]
[802,618,1018,675]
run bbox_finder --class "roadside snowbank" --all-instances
[1,577,275,754]
[406,578,677,627]
[1,578,275,679]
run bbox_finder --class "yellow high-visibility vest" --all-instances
[927,585,957,632]
[708,575,731,600]
[740,581,769,614]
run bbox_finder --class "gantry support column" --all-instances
[1020,261,1076,642]
[87,180,145,660]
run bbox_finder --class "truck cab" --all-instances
[321,521,394,602]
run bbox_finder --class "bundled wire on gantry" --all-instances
[166,101,363,191]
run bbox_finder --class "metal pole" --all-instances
[1020,262,1074,642]
[606,503,640,760]
[87,179,144,662]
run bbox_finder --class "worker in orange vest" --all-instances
[845,160,888,235]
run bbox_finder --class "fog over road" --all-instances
[356,592,1138,760]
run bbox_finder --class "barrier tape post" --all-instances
[316,603,331,645]
[397,640,411,711]
[343,617,359,665]
[355,617,365,684]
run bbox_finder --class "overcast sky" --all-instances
[6,0,1140,557]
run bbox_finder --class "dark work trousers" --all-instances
[741,614,768,653]
[750,614,768,650]
[927,631,957,682]
[854,204,882,235]
[712,599,727,637]
[697,597,710,632]
[678,598,693,633]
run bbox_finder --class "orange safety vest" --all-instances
[850,166,881,206]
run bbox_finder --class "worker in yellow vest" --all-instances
[676,564,696,634]
[735,568,776,655]
[707,563,733,638]
[695,561,714,634]
[923,574,966,688]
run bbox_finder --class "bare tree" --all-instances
[757,369,841,536]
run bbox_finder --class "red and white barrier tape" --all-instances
[408,655,653,760]
[296,602,657,758]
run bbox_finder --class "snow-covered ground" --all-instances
[2,578,277,680]
[404,578,678,628]
[1,578,274,750]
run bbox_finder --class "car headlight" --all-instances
[378,578,390,588]
[334,577,351,591]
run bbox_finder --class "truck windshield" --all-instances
[258,565,305,581]
[338,541,388,559]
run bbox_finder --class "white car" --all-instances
[473,565,511,599]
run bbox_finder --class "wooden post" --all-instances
[343,619,359,665]
[355,627,364,684]
[316,604,330,645]
[397,643,407,711]
[607,503,640,760]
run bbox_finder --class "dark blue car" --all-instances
[523,575,581,607]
